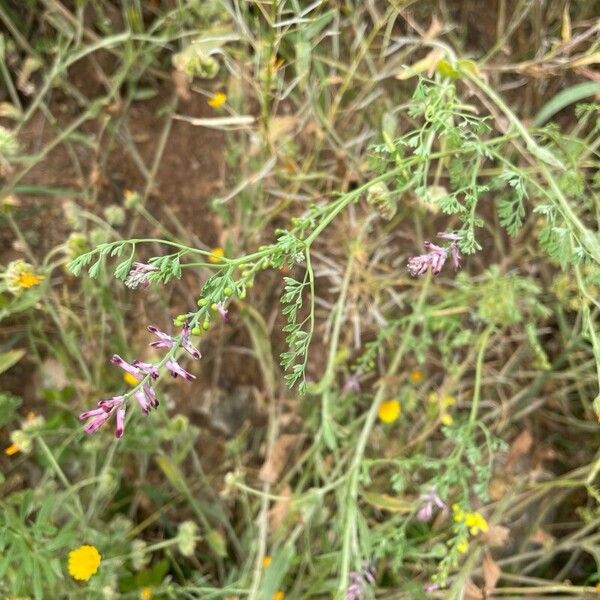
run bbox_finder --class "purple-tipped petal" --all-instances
[143,384,158,408]
[79,407,106,421]
[165,359,195,381]
[111,354,142,378]
[132,360,160,379]
[147,326,174,350]
[83,411,110,434]
[181,322,201,359]
[134,389,150,414]
[98,395,125,411]
[115,406,126,438]
[149,340,173,349]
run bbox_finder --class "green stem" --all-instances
[468,326,494,432]
[337,276,432,597]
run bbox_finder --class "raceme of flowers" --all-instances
[407,232,461,277]
[79,322,200,438]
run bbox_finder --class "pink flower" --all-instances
[111,354,142,379]
[343,372,361,394]
[125,262,158,289]
[115,406,126,438]
[216,302,228,321]
[132,360,160,379]
[407,233,461,277]
[166,359,196,381]
[416,490,446,522]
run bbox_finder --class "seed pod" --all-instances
[366,181,396,220]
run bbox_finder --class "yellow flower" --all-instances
[140,587,153,600]
[15,271,44,289]
[452,504,465,523]
[262,555,272,568]
[5,430,32,455]
[440,413,453,426]
[409,369,423,383]
[378,400,401,424]
[207,92,227,108]
[465,512,488,535]
[456,539,469,554]
[124,371,140,386]
[6,260,44,294]
[4,442,21,456]
[273,593,285,600]
[442,395,456,406]
[208,247,225,264]
[67,545,101,581]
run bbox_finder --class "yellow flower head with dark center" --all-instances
[208,247,225,264]
[262,555,272,568]
[378,400,401,424]
[207,92,227,108]
[465,512,489,536]
[409,369,424,383]
[67,545,101,581]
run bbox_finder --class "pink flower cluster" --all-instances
[79,323,200,438]
[407,232,461,277]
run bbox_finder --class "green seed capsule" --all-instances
[191,326,202,336]
[211,303,218,311]
[246,280,254,289]
[197,298,208,307]
[224,287,233,297]
[240,289,246,299]
[202,320,210,330]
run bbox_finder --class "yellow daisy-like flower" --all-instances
[140,587,153,600]
[378,400,401,424]
[5,260,44,295]
[440,413,454,426]
[262,555,272,568]
[207,92,227,108]
[465,512,488,536]
[273,593,285,600]
[124,371,140,386]
[67,545,102,581]
[409,369,423,383]
[456,539,469,554]
[15,271,44,289]
[208,247,225,264]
